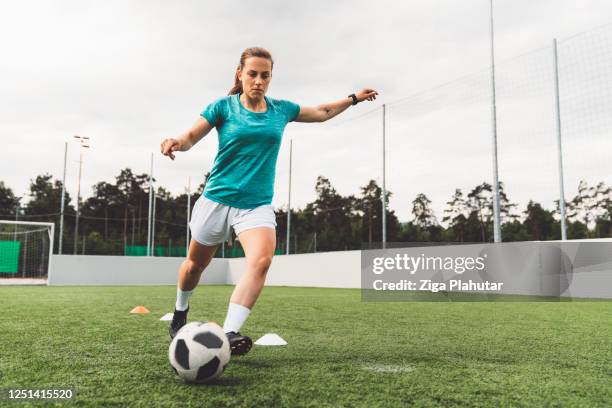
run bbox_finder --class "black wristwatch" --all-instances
[348,93,358,105]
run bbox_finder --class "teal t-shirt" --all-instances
[201,94,300,209]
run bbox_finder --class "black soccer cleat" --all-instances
[226,331,252,356]
[169,307,189,339]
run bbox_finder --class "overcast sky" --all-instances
[1,0,611,222]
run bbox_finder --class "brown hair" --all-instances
[228,47,274,95]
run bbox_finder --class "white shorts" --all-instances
[189,195,277,246]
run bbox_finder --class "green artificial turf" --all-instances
[0,286,610,407]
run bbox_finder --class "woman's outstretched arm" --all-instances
[160,117,214,160]
[295,88,378,123]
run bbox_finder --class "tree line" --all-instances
[0,168,610,256]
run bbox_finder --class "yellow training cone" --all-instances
[130,306,150,314]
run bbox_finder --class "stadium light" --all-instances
[73,135,91,255]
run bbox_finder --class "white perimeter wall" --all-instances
[48,244,610,299]
[49,255,228,285]
[227,251,361,288]
[48,251,361,288]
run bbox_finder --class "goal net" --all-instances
[0,220,54,283]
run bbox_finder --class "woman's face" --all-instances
[238,57,272,99]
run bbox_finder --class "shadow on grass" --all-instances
[200,376,247,386]
[171,375,249,387]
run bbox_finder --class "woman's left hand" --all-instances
[356,88,379,103]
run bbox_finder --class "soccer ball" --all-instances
[168,322,231,383]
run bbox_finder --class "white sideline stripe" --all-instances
[0,278,47,285]
[160,313,174,321]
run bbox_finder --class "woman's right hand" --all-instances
[160,138,181,160]
[161,117,214,160]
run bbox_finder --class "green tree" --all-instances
[498,182,519,224]
[274,207,317,254]
[25,174,72,216]
[568,180,596,231]
[310,176,356,252]
[465,181,517,242]
[411,193,437,228]
[567,220,589,239]
[467,183,493,242]
[0,181,20,217]
[23,174,75,253]
[501,220,530,242]
[463,211,488,242]
[443,189,468,242]
[402,193,441,242]
[353,180,400,247]
[523,201,555,241]
[592,182,612,237]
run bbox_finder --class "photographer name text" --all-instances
[373,279,503,292]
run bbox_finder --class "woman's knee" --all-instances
[185,258,209,275]
[252,255,273,273]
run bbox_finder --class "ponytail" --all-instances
[228,66,243,95]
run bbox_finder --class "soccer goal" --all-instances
[0,220,54,284]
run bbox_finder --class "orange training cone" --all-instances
[130,306,150,314]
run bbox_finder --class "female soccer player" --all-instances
[161,47,378,355]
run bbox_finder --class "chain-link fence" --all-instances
[2,24,611,256]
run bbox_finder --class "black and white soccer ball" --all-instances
[168,322,231,383]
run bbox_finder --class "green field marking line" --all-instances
[0,241,20,274]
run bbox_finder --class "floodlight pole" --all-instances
[73,135,90,254]
[286,139,292,255]
[489,0,502,243]
[73,143,83,254]
[59,141,67,254]
[382,104,387,249]
[152,192,156,255]
[147,153,153,256]
[552,39,568,241]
